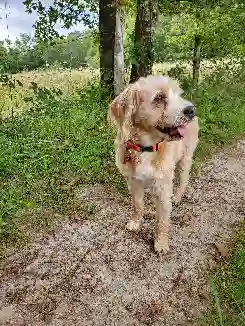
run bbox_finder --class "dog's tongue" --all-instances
[169,125,186,137]
[176,125,186,137]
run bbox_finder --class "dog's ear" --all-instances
[108,88,127,127]
[108,86,141,129]
[125,86,141,124]
[168,78,183,95]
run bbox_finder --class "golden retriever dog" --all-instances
[108,76,199,253]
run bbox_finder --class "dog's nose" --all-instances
[183,105,195,119]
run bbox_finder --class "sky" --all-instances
[0,0,84,42]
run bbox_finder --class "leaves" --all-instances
[23,0,98,43]
[154,0,245,64]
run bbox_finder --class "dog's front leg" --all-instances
[126,177,144,231]
[174,156,192,204]
[154,169,174,253]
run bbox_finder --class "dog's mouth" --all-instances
[156,125,187,139]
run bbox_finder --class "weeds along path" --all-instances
[1,141,245,326]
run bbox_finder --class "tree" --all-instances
[130,0,157,83]
[99,0,116,97]
[114,3,125,95]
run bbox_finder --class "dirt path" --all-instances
[1,141,245,326]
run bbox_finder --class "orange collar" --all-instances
[126,140,160,152]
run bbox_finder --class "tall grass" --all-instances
[0,68,98,120]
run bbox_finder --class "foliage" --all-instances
[123,15,136,70]
[2,34,45,73]
[24,0,98,42]
[44,30,99,69]
[22,81,63,114]
[154,3,245,63]
[0,30,99,74]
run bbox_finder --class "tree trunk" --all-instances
[99,0,116,99]
[114,5,124,95]
[130,0,157,83]
[193,34,201,87]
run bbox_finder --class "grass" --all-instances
[194,77,245,167]
[199,229,245,326]
[0,63,245,322]
[0,79,123,249]
[209,278,224,326]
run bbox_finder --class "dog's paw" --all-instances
[126,220,141,231]
[154,237,169,254]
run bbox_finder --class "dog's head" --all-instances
[108,75,196,140]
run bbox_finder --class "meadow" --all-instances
[0,62,245,325]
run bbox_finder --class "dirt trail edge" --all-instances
[1,141,245,326]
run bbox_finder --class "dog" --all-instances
[108,75,199,253]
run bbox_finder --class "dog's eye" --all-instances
[154,93,166,103]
